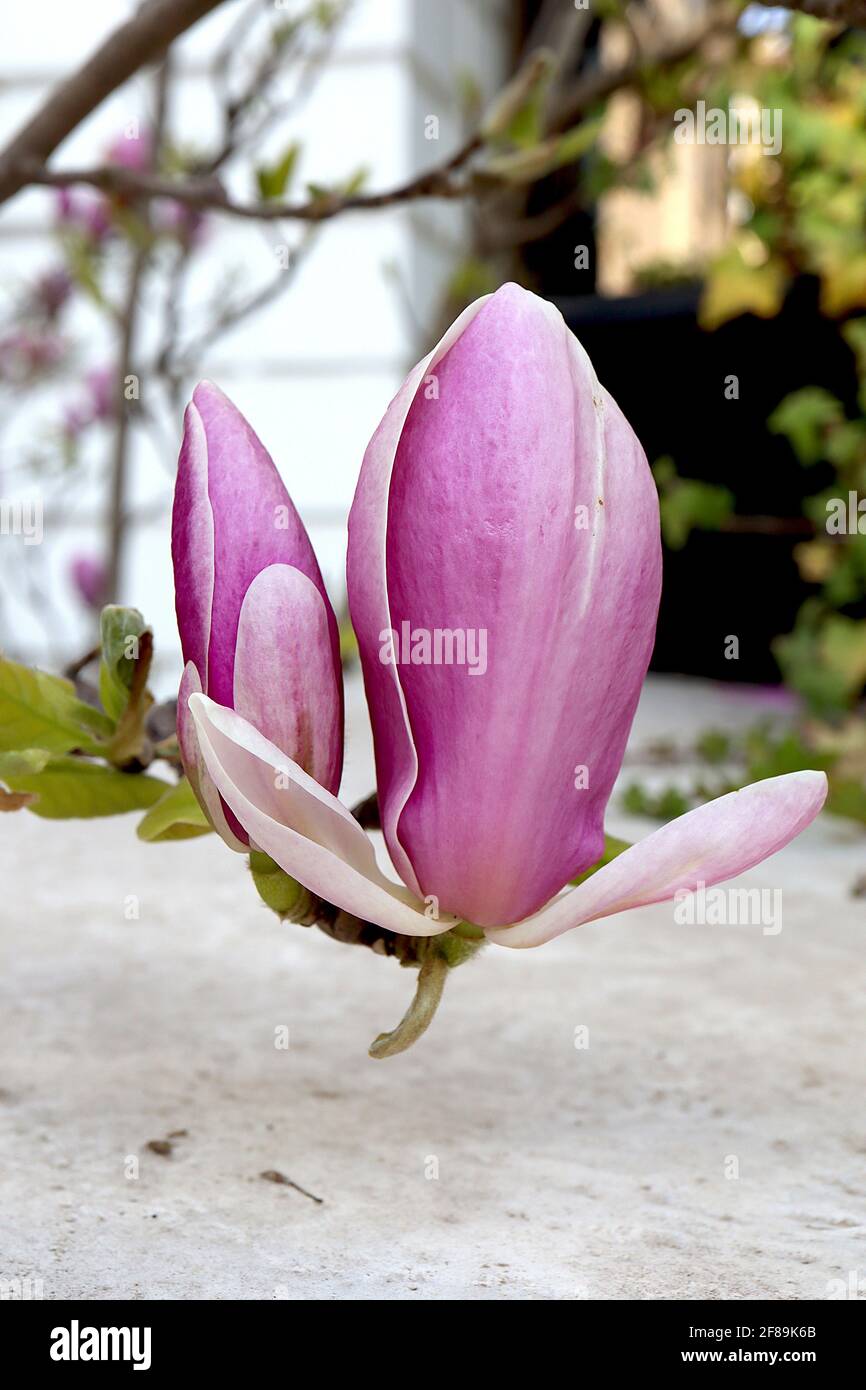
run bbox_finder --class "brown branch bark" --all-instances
[16,134,484,222]
[0,0,229,208]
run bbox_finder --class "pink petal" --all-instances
[177,661,247,850]
[347,298,489,899]
[234,564,342,795]
[190,381,341,713]
[171,400,214,685]
[349,284,661,927]
[485,771,828,948]
[189,694,457,938]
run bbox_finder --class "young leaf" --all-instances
[98,605,150,722]
[0,753,168,818]
[0,658,113,755]
[137,777,212,842]
[256,143,299,201]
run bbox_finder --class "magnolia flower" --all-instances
[172,381,343,847]
[180,286,826,950]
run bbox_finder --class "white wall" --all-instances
[0,0,512,691]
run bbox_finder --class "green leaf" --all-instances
[0,753,168,819]
[0,658,113,755]
[768,387,844,466]
[256,142,300,201]
[700,246,788,331]
[622,783,691,820]
[340,166,368,197]
[655,474,734,550]
[484,118,602,183]
[98,605,150,722]
[136,777,212,842]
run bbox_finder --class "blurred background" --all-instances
[2,0,866,822]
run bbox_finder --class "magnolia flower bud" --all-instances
[171,382,343,848]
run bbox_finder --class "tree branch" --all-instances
[0,0,230,208]
[15,135,484,222]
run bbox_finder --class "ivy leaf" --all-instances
[653,463,734,550]
[98,605,151,722]
[700,246,788,331]
[768,387,843,466]
[0,658,113,755]
[0,753,168,819]
[137,777,212,842]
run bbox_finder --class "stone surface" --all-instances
[1,675,864,1300]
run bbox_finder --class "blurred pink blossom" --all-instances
[106,126,153,172]
[55,187,112,242]
[0,327,65,382]
[69,554,107,610]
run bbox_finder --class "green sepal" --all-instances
[433,924,486,968]
[249,850,313,921]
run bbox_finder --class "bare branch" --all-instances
[0,0,230,208]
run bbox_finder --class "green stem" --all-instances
[368,950,449,1060]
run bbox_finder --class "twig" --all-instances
[17,136,484,222]
[104,60,172,601]
[0,0,229,208]
[259,1170,324,1205]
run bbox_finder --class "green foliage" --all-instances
[768,387,844,466]
[256,143,300,201]
[0,605,170,822]
[653,457,734,550]
[484,119,603,184]
[622,783,691,820]
[695,729,732,764]
[98,605,150,722]
[0,751,167,819]
[0,658,112,755]
[136,778,212,841]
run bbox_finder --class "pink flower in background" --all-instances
[55,188,112,243]
[69,554,107,611]
[156,198,207,248]
[0,327,65,382]
[105,126,153,173]
[61,365,118,439]
[174,285,828,945]
[86,366,116,422]
[31,268,72,320]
